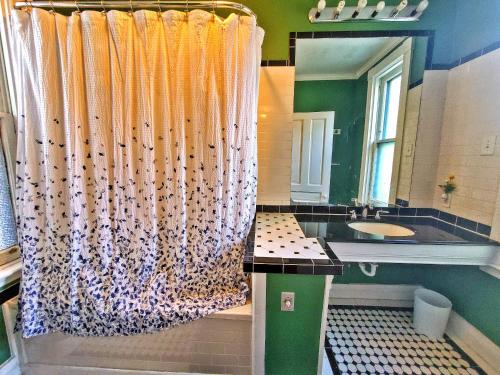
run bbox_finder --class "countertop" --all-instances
[295,214,497,245]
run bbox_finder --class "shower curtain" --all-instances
[12,8,263,337]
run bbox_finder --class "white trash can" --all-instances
[413,288,452,339]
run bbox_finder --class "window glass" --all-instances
[371,141,395,203]
[0,142,16,251]
[369,68,402,204]
[381,75,401,140]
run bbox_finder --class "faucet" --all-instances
[375,210,389,220]
[349,210,357,220]
[361,204,373,219]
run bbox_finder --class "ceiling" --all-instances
[295,37,405,81]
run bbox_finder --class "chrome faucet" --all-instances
[349,209,357,220]
[375,210,390,220]
[362,205,369,219]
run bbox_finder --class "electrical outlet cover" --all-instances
[281,292,295,312]
[480,135,496,156]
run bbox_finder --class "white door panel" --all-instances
[291,112,334,203]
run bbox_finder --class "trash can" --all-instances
[413,288,452,339]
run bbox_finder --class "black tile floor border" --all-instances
[324,305,486,375]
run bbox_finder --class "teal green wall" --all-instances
[241,0,457,64]
[335,264,500,346]
[450,0,500,62]
[294,77,367,204]
[0,309,10,365]
[410,37,428,83]
[266,274,326,375]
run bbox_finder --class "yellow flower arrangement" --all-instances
[439,175,457,194]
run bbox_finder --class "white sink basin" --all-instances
[348,222,415,237]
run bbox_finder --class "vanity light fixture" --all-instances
[351,0,367,19]
[314,0,326,19]
[390,0,408,17]
[371,1,385,18]
[332,0,345,20]
[308,0,426,23]
[410,0,428,17]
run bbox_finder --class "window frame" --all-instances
[358,38,412,206]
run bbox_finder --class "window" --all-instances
[358,38,411,207]
[369,66,402,204]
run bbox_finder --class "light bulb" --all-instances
[337,0,345,12]
[333,0,345,20]
[390,0,407,17]
[314,0,326,19]
[396,0,408,12]
[371,1,385,17]
[416,0,429,13]
[357,0,367,10]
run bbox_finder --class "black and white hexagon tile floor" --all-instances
[323,306,486,375]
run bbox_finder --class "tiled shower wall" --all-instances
[409,70,448,208]
[396,84,422,202]
[257,67,294,206]
[409,49,500,240]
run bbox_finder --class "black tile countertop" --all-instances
[243,211,498,276]
[295,214,498,245]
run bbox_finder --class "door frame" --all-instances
[291,111,335,204]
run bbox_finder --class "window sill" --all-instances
[0,259,21,291]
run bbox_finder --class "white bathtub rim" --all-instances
[23,364,215,375]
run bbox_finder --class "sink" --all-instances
[348,222,415,237]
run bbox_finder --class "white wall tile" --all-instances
[257,67,295,205]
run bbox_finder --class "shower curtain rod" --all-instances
[14,0,256,18]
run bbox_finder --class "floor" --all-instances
[324,306,486,375]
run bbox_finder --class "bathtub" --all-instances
[7,299,252,375]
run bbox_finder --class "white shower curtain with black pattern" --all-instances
[12,8,263,337]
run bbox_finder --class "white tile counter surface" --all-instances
[254,213,329,260]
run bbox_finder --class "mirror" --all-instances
[290,35,429,207]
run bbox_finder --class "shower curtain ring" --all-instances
[23,0,33,12]
[74,0,81,13]
[100,0,106,13]
[128,0,133,16]
[211,0,216,20]
[49,0,55,14]
[156,0,162,17]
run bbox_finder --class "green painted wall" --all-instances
[335,264,500,346]
[294,77,367,204]
[241,0,457,64]
[0,309,11,365]
[266,274,326,375]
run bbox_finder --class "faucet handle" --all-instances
[349,209,357,220]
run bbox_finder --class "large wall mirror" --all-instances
[290,33,430,207]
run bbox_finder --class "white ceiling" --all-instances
[295,37,405,81]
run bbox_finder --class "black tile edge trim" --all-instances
[429,39,500,71]
[261,59,289,67]
[0,281,19,305]
[409,79,423,90]
[395,198,409,207]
